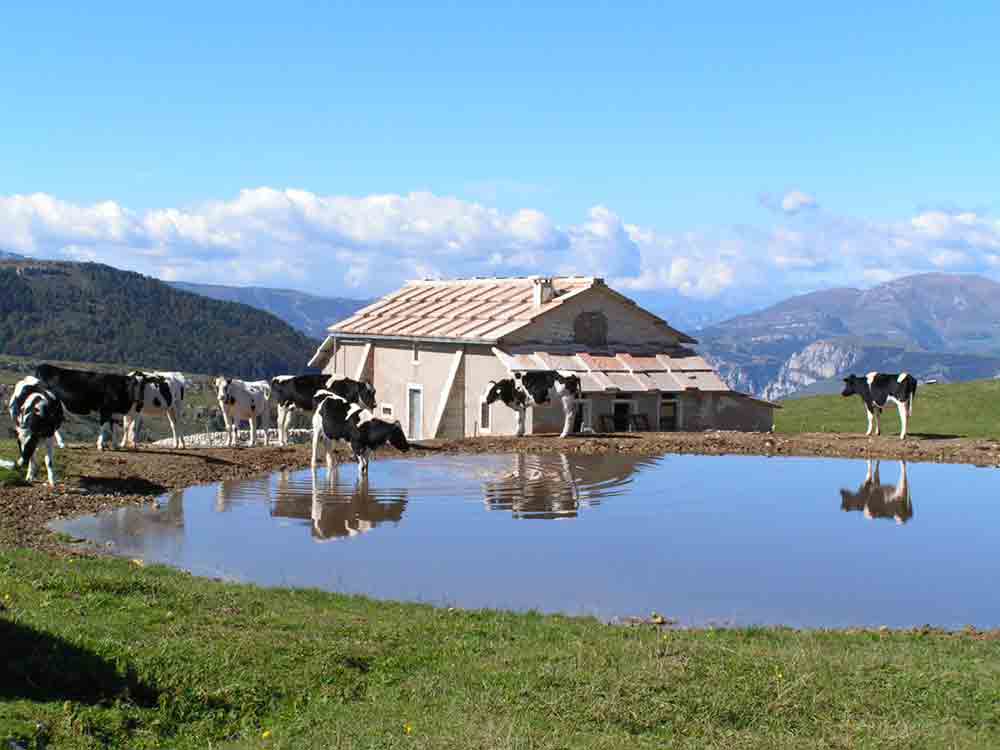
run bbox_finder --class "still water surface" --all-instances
[51,453,999,628]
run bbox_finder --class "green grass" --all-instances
[1,549,998,749]
[776,379,1000,439]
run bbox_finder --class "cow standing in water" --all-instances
[841,372,917,439]
[311,390,408,474]
[270,374,376,447]
[485,371,581,437]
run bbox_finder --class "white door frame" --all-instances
[574,398,593,433]
[406,383,424,440]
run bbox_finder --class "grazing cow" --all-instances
[311,390,409,474]
[215,377,272,447]
[269,374,374,447]
[840,460,913,525]
[485,371,581,437]
[34,364,143,450]
[8,376,66,452]
[841,372,918,439]
[10,380,64,486]
[121,371,188,449]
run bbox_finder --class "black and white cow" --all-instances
[270,374,376,447]
[10,379,64,486]
[121,371,188,449]
[215,377,272,447]
[35,364,143,450]
[841,372,918,439]
[839,460,913,525]
[311,390,408,474]
[8,376,66,452]
[324,376,377,411]
[485,371,582,438]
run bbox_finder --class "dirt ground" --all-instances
[3,430,1000,554]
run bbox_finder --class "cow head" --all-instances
[215,376,234,405]
[841,375,866,398]
[357,381,377,411]
[556,374,582,399]
[386,422,410,452]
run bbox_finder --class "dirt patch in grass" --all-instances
[2,429,1000,555]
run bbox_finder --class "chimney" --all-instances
[532,277,555,307]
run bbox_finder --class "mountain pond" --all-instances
[50,452,999,629]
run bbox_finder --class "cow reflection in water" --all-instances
[840,460,913,525]
[215,477,272,513]
[268,470,407,541]
[482,452,655,520]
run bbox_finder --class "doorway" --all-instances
[407,386,423,440]
[612,400,633,432]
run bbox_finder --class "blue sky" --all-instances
[2,2,999,318]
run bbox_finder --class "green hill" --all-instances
[0,260,318,379]
[776,378,1000,439]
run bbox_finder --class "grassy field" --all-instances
[2,548,998,750]
[776,378,1000,439]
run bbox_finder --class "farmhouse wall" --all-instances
[504,287,681,349]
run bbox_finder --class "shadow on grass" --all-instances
[0,618,159,706]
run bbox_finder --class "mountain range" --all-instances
[696,273,1000,399]
[169,281,369,341]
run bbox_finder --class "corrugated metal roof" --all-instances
[494,347,731,395]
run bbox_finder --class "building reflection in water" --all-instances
[215,476,272,513]
[269,469,408,541]
[482,452,657,520]
[840,460,913,525]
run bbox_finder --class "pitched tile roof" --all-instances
[323,276,695,344]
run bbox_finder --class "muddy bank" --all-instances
[3,430,999,553]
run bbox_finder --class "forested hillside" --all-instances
[0,261,318,378]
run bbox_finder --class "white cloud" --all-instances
[3,188,1000,309]
[780,190,818,214]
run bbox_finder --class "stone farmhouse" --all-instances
[308,276,776,439]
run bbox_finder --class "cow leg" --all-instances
[893,398,908,439]
[44,438,56,487]
[97,411,113,451]
[247,410,256,447]
[559,393,576,438]
[171,409,185,449]
[262,407,270,446]
[873,407,882,437]
[515,405,526,437]
[119,415,131,449]
[325,439,335,474]
[311,421,322,472]
[276,404,286,446]
[863,459,874,485]
[22,436,38,481]
[864,406,874,436]
[54,430,65,449]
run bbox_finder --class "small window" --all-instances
[480,400,491,431]
[381,404,394,418]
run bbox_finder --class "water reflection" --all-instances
[269,470,408,541]
[216,477,272,513]
[840,460,913,525]
[482,453,658,519]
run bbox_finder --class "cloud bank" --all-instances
[3,188,1000,309]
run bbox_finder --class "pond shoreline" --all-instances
[3,429,1000,555]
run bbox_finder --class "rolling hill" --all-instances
[0,260,319,378]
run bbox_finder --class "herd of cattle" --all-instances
[7,362,919,487]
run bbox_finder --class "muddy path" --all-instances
[3,430,999,554]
